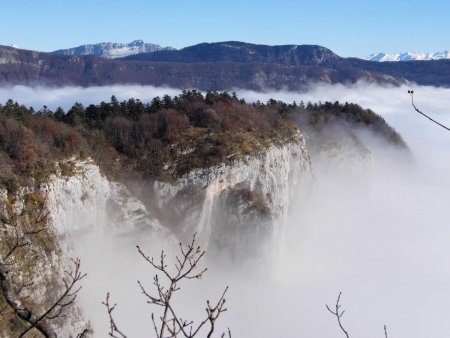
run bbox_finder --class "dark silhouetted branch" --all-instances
[326,291,350,338]
[76,328,91,338]
[327,292,392,338]
[3,194,48,261]
[1,196,87,337]
[18,258,86,337]
[102,292,128,338]
[106,233,230,337]
[408,90,450,132]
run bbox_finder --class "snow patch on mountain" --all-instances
[52,40,175,59]
[365,50,450,62]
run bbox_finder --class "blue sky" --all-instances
[1,0,449,57]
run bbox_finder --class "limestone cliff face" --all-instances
[42,128,312,263]
[42,160,164,241]
[0,160,171,337]
[0,187,87,337]
[152,130,312,257]
[1,127,313,335]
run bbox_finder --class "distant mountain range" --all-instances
[51,41,450,63]
[365,50,450,62]
[1,41,450,90]
[121,41,341,66]
[52,40,175,59]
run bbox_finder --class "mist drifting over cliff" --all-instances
[246,83,450,338]
[1,82,449,337]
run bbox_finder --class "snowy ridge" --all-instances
[52,40,175,59]
[365,50,450,62]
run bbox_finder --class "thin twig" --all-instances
[102,292,128,338]
[326,291,350,338]
[1,198,87,337]
[135,233,229,338]
[18,258,86,337]
[408,90,450,131]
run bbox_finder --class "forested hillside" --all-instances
[0,91,405,193]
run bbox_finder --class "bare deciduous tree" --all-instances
[103,233,231,338]
[0,192,87,337]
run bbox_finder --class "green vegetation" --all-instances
[0,91,296,184]
[0,91,405,187]
[0,177,19,197]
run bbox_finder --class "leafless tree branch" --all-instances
[1,194,87,337]
[326,291,350,338]
[76,328,91,338]
[326,292,391,338]
[408,90,450,132]
[102,292,128,338]
[17,258,86,337]
[106,233,230,337]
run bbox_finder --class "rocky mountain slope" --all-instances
[0,43,415,90]
[121,41,450,87]
[2,41,450,88]
[122,41,340,66]
[52,40,175,59]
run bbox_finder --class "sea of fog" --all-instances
[1,83,449,337]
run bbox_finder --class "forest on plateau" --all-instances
[0,90,404,193]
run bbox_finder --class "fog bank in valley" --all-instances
[0,85,182,111]
[1,83,449,337]
[239,83,450,338]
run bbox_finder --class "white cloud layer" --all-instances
[1,83,450,337]
[0,85,182,111]
[236,83,450,338]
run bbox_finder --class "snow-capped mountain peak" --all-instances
[365,50,450,62]
[52,40,175,59]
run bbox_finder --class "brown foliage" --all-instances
[0,118,39,171]
[0,92,299,182]
[66,130,82,150]
[164,109,190,142]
